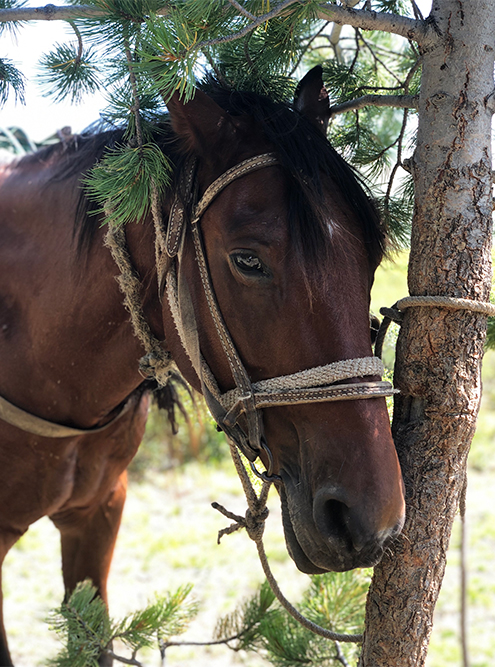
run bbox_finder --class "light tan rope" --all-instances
[104,223,172,385]
[375,295,495,359]
[105,156,381,646]
[253,357,384,390]
[191,154,279,224]
[396,295,495,316]
[150,178,170,295]
[212,294,495,646]
[0,392,133,438]
[213,441,363,644]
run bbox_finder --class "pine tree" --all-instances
[2,2,494,666]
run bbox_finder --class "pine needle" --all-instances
[84,142,171,228]
[38,43,101,104]
[0,58,25,105]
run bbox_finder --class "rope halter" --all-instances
[162,153,397,480]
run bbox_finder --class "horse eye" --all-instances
[231,252,267,276]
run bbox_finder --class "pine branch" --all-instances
[161,629,254,651]
[123,31,144,148]
[316,3,432,43]
[329,93,418,116]
[356,28,403,83]
[335,640,351,667]
[289,20,331,76]
[68,21,83,63]
[104,649,144,666]
[384,106,409,213]
[0,58,25,104]
[226,0,256,21]
[0,3,171,21]
[199,0,306,48]
[0,1,432,49]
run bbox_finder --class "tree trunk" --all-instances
[360,1,495,665]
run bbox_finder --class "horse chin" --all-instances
[280,488,329,575]
[279,477,385,574]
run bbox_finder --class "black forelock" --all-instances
[202,83,386,273]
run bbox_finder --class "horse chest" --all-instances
[0,430,137,529]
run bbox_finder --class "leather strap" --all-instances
[0,393,133,438]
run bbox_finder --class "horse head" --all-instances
[161,69,405,573]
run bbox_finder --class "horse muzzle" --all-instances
[279,472,405,573]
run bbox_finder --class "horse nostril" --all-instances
[313,489,354,549]
[313,488,379,553]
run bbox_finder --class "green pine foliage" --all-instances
[302,571,370,634]
[47,580,198,667]
[375,173,415,249]
[83,142,171,228]
[0,58,25,105]
[214,572,370,666]
[213,579,277,651]
[113,584,198,652]
[47,582,113,667]
[318,32,419,247]
[373,0,412,14]
[38,43,101,103]
[46,571,369,665]
[6,0,417,245]
[486,318,495,350]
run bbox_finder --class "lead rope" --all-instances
[103,219,173,384]
[212,441,363,643]
[104,214,363,643]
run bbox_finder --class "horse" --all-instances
[0,67,405,665]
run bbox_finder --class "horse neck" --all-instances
[0,167,165,426]
[59,216,167,423]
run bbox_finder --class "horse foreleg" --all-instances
[0,568,12,667]
[49,473,127,666]
[50,472,127,601]
[0,530,27,667]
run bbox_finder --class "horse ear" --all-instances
[166,90,239,156]
[294,66,330,135]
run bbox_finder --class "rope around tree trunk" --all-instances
[374,295,495,359]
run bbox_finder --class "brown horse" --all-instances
[0,67,405,664]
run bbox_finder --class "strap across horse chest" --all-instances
[163,153,396,479]
[0,392,133,438]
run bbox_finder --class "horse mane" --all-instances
[17,82,386,269]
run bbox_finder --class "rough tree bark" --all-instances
[360,1,495,665]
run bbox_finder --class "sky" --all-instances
[2,20,107,142]
[1,1,433,145]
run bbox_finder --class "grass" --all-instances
[3,250,495,666]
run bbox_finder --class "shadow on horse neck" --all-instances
[0,68,404,665]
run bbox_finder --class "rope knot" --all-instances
[245,506,269,542]
[138,349,172,384]
[211,501,269,545]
